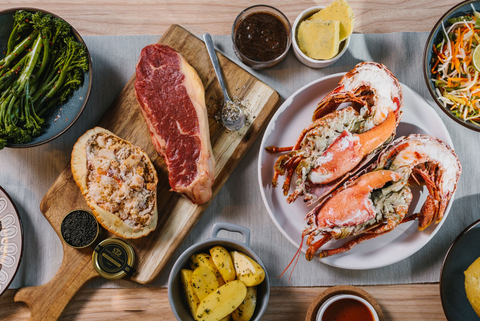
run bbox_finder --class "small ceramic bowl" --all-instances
[232,5,291,69]
[305,285,384,321]
[316,294,379,321]
[292,6,351,68]
[423,0,480,132]
[0,7,92,148]
[168,222,270,321]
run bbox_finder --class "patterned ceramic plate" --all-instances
[0,186,23,296]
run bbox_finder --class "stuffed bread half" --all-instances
[71,127,158,239]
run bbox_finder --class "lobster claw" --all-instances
[302,170,403,261]
[314,170,402,230]
[309,110,396,185]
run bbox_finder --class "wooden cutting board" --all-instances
[14,24,279,320]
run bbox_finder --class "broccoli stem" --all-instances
[34,32,50,80]
[0,94,12,128]
[0,30,39,70]
[0,54,28,92]
[12,34,43,96]
[7,25,20,55]
[23,81,43,135]
[7,95,18,125]
[32,74,58,105]
[35,39,87,112]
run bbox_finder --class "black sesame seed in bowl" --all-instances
[61,210,99,248]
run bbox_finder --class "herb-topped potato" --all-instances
[181,246,266,321]
[231,251,265,287]
[190,253,225,286]
[196,281,247,321]
[210,246,236,282]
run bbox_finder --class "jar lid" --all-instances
[92,238,136,279]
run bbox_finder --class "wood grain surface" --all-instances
[0,0,459,319]
[0,0,458,36]
[1,285,446,321]
[12,24,279,320]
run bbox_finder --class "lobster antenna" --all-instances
[279,234,305,285]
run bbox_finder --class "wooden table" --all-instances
[0,1,458,320]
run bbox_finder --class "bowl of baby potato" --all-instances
[168,222,270,321]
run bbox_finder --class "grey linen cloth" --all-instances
[1,33,478,289]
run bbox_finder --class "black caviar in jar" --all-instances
[61,210,98,248]
[234,12,288,62]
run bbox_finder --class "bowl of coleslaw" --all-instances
[424,0,480,132]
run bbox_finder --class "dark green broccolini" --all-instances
[0,10,88,149]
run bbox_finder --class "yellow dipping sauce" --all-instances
[296,0,354,60]
[297,20,340,60]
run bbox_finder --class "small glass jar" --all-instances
[232,5,291,69]
[60,209,99,249]
[92,238,136,279]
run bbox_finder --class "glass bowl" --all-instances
[231,5,291,69]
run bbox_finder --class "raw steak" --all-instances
[134,44,215,205]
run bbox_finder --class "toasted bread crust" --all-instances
[71,127,158,239]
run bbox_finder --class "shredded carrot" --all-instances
[433,14,480,125]
[431,60,439,74]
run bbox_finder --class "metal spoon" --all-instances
[203,33,245,131]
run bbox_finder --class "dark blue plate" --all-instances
[440,219,480,320]
[423,0,480,132]
[0,8,92,148]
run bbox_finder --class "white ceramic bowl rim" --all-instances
[316,294,379,321]
[292,6,351,63]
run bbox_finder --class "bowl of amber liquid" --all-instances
[232,5,291,69]
[316,294,379,321]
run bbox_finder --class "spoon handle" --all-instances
[203,33,230,101]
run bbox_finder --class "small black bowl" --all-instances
[0,7,92,148]
[440,218,480,320]
[423,0,480,132]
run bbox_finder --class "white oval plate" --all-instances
[258,73,455,270]
[0,186,23,296]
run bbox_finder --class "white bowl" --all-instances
[292,6,351,68]
[316,294,379,321]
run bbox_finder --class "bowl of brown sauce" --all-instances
[232,5,291,69]
[305,285,384,321]
[317,294,379,321]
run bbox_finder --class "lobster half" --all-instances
[267,62,404,206]
[298,134,462,261]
